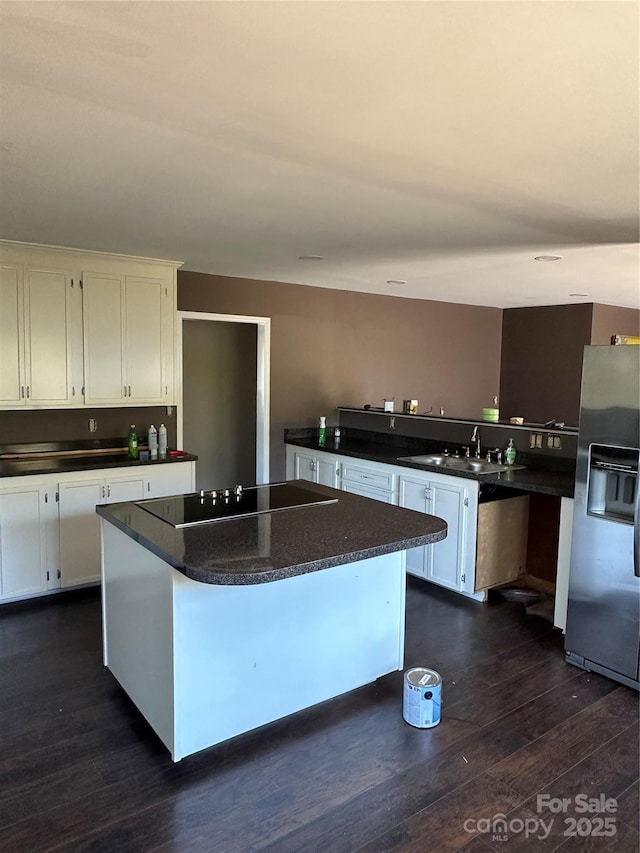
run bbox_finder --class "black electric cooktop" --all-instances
[137,482,338,528]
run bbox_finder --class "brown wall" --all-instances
[499,304,593,427]
[590,303,640,344]
[0,406,177,448]
[178,272,503,478]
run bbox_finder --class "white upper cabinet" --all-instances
[124,275,168,403]
[0,264,24,405]
[0,263,78,407]
[25,266,76,405]
[82,272,126,404]
[0,242,181,409]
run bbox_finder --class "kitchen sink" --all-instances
[397,455,525,475]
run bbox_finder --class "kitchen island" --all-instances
[97,481,446,761]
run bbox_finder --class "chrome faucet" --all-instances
[471,426,481,458]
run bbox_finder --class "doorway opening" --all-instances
[177,312,270,490]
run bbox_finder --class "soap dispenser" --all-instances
[318,416,326,446]
[505,438,516,465]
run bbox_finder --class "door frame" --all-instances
[176,311,271,484]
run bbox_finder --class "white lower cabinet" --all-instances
[58,472,146,588]
[286,447,341,488]
[0,481,59,599]
[286,444,482,598]
[58,479,104,588]
[145,462,196,498]
[0,461,196,602]
[399,471,477,594]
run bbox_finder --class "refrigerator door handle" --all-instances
[634,473,640,578]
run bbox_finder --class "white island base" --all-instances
[101,521,407,761]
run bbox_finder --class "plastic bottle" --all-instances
[158,423,168,459]
[127,424,138,459]
[318,416,326,446]
[148,424,158,460]
[334,426,341,446]
[505,437,516,465]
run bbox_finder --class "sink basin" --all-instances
[397,454,448,465]
[397,455,526,475]
[466,459,511,474]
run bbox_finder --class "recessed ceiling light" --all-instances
[386,279,407,285]
[569,293,589,298]
[534,255,563,262]
[298,255,324,261]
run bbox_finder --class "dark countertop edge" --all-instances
[0,453,198,479]
[285,437,575,499]
[96,493,447,586]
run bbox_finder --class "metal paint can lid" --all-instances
[406,667,442,688]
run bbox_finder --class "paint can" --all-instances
[403,667,442,728]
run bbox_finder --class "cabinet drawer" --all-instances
[341,462,395,492]
[342,481,397,504]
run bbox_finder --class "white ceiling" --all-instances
[1,1,638,309]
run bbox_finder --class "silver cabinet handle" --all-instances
[26,386,30,398]
[20,386,25,398]
[102,485,106,499]
[128,385,132,397]
[123,385,127,398]
[107,484,111,498]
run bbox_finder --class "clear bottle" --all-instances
[158,423,168,459]
[318,416,326,446]
[505,437,516,465]
[127,424,138,460]
[148,424,158,460]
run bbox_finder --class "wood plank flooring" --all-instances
[0,578,637,852]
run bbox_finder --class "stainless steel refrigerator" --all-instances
[565,344,640,690]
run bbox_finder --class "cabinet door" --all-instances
[145,462,196,498]
[106,475,145,504]
[0,486,49,598]
[316,457,340,488]
[428,481,464,591]
[24,266,74,405]
[59,480,104,587]
[0,264,25,405]
[399,475,431,578]
[83,272,126,404]
[125,276,165,402]
[293,451,317,482]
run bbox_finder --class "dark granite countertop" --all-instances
[285,436,575,498]
[96,480,448,585]
[0,451,197,479]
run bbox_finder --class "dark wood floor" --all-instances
[1,578,638,852]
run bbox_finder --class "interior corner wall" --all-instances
[499,304,593,428]
[177,272,502,479]
[590,304,640,344]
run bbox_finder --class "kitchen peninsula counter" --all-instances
[284,434,575,498]
[98,482,446,760]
